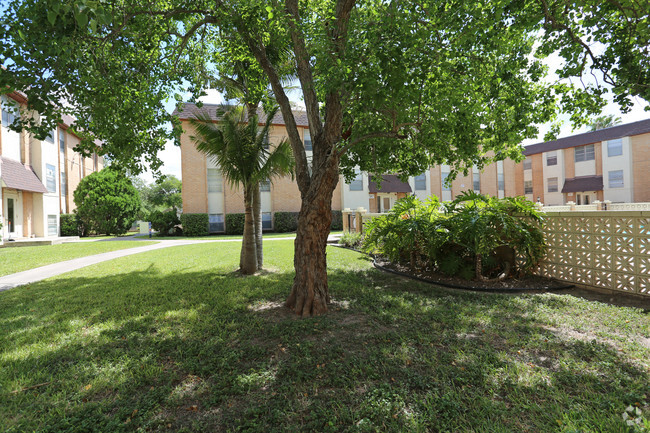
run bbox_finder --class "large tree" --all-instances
[1,0,648,315]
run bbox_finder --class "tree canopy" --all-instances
[1,0,648,315]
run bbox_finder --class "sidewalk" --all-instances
[0,234,342,292]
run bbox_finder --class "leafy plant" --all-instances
[363,193,546,280]
[73,168,141,236]
[180,213,209,237]
[225,213,246,235]
[339,232,363,249]
[149,209,180,236]
[274,212,300,233]
[59,213,81,237]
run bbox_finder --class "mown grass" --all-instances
[0,240,648,432]
[0,241,157,277]
[149,230,344,241]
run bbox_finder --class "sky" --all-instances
[139,55,650,184]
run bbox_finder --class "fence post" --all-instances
[594,200,602,211]
[603,200,611,211]
[342,208,351,233]
[567,201,576,211]
[355,207,367,234]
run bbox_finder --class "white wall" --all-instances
[206,159,224,214]
[602,137,634,203]
[523,161,533,202]
[31,130,61,237]
[408,172,430,201]
[342,169,370,210]
[440,164,452,202]
[542,150,565,206]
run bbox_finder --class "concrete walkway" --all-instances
[0,234,342,292]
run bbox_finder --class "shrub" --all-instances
[180,213,209,237]
[225,213,245,235]
[330,210,343,231]
[60,213,80,236]
[73,168,141,236]
[339,232,363,249]
[149,209,180,236]
[274,212,299,232]
[363,192,546,280]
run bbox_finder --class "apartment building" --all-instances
[177,103,520,232]
[1,92,103,239]
[517,119,650,206]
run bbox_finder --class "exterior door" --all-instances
[3,192,23,238]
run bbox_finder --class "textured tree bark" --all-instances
[241,186,258,275]
[285,158,340,316]
[253,183,263,270]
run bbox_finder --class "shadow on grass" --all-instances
[0,264,648,432]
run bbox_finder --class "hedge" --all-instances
[274,212,299,232]
[180,213,209,237]
[149,210,180,235]
[225,213,245,235]
[60,213,80,236]
[273,210,343,232]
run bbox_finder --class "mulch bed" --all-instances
[372,256,573,292]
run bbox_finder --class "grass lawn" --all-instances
[149,230,344,241]
[1,241,648,432]
[0,241,157,277]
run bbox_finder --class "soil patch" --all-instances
[373,257,571,292]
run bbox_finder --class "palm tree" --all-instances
[190,106,294,274]
[588,114,622,131]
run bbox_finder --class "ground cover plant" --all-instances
[0,241,156,277]
[1,240,648,432]
[363,193,546,280]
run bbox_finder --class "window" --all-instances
[498,173,505,191]
[607,138,623,157]
[45,131,55,143]
[547,177,558,193]
[260,128,270,150]
[473,168,480,192]
[575,144,595,162]
[304,129,312,151]
[209,214,224,232]
[60,171,67,196]
[523,158,532,170]
[524,180,533,194]
[497,160,505,191]
[59,130,66,155]
[546,151,557,166]
[441,171,451,191]
[414,173,426,191]
[260,179,271,192]
[1,100,19,127]
[207,169,223,192]
[46,164,56,193]
[47,215,58,236]
[349,171,363,191]
[608,170,624,188]
[262,212,272,229]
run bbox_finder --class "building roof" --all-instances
[561,175,604,193]
[172,102,310,127]
[368,174,412,193]
[523,118,650,156]
[0,156,48,193]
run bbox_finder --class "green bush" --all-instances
[73,168,141,236]
[149,209,180,236]
[363,192,546,280]
[60,213,80,236]
[225,213,245,235]
[274,212,299,232]
[180,213,209,237]
[339,232,363,249]
[330,210,343,231]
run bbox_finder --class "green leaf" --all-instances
[47,10,57,26]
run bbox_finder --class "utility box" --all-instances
[139,221,150,234]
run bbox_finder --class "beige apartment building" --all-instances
[1,92,103,239]
[517,119,650,206]
[176,102,650,232]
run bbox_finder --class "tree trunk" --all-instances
[253,183,263,270]
[241,185,258,275]
[285,161,339,316]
